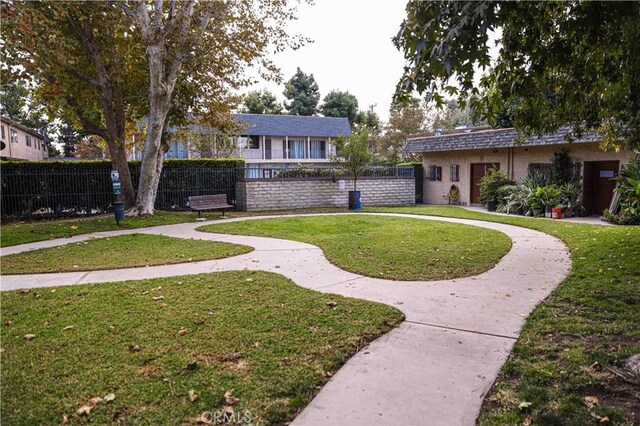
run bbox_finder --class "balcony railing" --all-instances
[234,148,328,161]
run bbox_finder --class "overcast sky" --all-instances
[244,0,409,122]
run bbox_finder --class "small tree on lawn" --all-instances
[334,128,372,191]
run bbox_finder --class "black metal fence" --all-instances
[243,165,415,179]
[1,168,239,220]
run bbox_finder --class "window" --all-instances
[528,163,552,177]
[26,135,32,147]
[287,139,307,159]
[310,140,325,159]
[450,164,460,182]
[428,165,442,181]
[43,141,47,151]
[1,125,4,139]
[239,135,259,149]
[10,129,18,143]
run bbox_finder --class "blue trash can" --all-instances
[114,201,125,224]
[348,190,362,210]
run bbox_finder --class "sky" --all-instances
[244,0,409,122]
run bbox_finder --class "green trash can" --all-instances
[114,201,125,225]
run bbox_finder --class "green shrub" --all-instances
[605,158,640,224]
[478,169,514,204]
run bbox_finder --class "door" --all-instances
[470,163,499,204]
[264,138,271,160]
[584,161,619,215]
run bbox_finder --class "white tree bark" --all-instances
[120,0,197,215]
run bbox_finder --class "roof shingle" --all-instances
[404,126,600,153]
[232,113,352,138]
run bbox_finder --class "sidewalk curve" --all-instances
[0,213,572,425]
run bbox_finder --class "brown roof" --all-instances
[404,126,601,153]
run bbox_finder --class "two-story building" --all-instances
[130,114,352,170]
[0,116,48,161]
[232,113,351,173]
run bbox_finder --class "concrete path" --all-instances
[0,213,572,425]
[461,205,612,225]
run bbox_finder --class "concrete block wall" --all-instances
[236,177,415,211]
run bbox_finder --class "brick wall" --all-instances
[235,177,415,211]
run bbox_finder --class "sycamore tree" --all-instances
[320,90,359,124]
[2,1,145,207]
[241,90,283,114]
[117,0,304,214]
[283,67,320,115]
[394,1,640,151]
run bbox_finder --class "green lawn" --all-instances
[0,208,347,248]
[200,215,512,281]
[0,271,403,425]
[368,206,640,425]
[0,212,226,248]
[1,234,251,274]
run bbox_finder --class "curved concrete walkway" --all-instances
[0,213,572,425]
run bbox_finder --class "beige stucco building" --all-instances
[405,127,636,216]
[0,116,48,161]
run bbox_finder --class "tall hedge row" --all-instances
[1,158,245,220]
[0,158,245,173]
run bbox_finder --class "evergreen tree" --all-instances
[283,68,320,116]
[320,90,358,124]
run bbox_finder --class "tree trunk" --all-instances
[134,44,172,215]
[134,133,165,215]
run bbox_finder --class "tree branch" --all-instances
[66,96,109,141]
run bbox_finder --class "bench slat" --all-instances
[188,194,232,211]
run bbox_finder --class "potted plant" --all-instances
[558,182,581,217]
[478,168,513,212]
[536,185,562,218]
[333,129,372,210]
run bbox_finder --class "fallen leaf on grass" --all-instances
[76,405,93,416]
[590,412,609,423]
[62,414,68,423]
[63,325,75,331]
[89,397,103,405]
[70,225,78,230]
[224,389,239,405]
[189,389,199,402]
[152,296,165,301]
[245,278,253,282]
[584,395,599,408]
[128,344,141,352]
[518,401,532,409]
[103,393,116,402]
[151,286,162,291]
[326,300,337,308]
[178,327,188,336]
[141,291,149,295]
[24,334,36,341]
[223,406,234,414]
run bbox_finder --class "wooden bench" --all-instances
[188,194,233,219]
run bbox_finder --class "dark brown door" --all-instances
[264,138,271,160]
[590,161,619,215]
[470,163,499,204]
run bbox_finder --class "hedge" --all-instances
[0,158,245,173]
[1,158,245,220]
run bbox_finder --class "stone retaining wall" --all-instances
[236,177,415,211]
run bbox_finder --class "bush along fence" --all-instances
[0,159,244,220]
